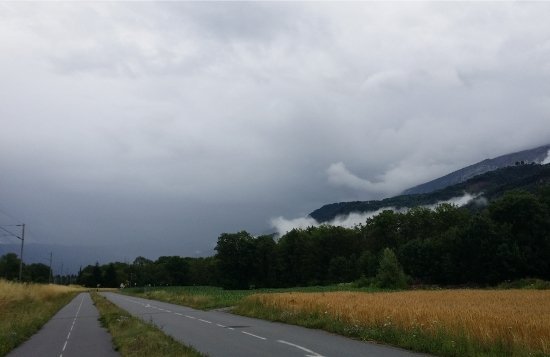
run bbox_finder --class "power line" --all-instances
[0,206,23,224]
[0,226,20,239]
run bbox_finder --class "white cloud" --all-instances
[271,193,478,236]
[1,2,550,258]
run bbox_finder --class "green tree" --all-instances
[375,248,407,289]
[252,235,277,288]
[24,263,50,283]
[328,256,355,283]
[215,231,256,289]
[358,250,378,278]
[103,263,118,288]
[0,253,21,280]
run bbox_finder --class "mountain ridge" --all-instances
[310,161,550,223]
[402,143,550,195]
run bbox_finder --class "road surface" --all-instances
[102,292,427,357]
[8,292,118,357]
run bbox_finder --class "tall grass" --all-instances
[91,293,204,357]
[0,279,83,356]
[234,290,550,357]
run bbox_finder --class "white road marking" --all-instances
[185,315,196,319]
[216,323,226,328]
[241,331,267,340]
[278,340,325,357]
[59,294,85,357]
[165,310,171,313]
[174,312,183,316]
[198,318,212,324]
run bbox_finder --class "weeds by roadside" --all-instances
[91,293,204,357]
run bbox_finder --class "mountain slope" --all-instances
[402,144,550,195]
[309,163,550,223]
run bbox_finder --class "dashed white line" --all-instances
[241,331,267,340]
[277,340,325,357]
[59,294,85,357]
[116,296,322,356]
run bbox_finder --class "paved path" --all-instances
[103,292,428,357]
[8,293,118,357]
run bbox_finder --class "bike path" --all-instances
[8,292,118,357]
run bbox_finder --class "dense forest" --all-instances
[3,184,549,290]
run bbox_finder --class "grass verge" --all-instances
[233,290,550,357]
[91,293,204,357]
[0,279,83,356]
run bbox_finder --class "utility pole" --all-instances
[48,252,53,284]
[0,222,26,281]
[17,224,25,281]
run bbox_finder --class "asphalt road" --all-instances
[8,292,118,357]
[102,292,427,357]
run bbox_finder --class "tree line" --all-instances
[0,253,53,283]
[214,188,550,289]
[4,186,549,289]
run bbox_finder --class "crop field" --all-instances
[0,279,83,356]
[234,289,550,356]
[122,284,373,310]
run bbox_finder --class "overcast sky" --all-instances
[1,2,550,260]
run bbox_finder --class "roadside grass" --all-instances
[233,290,550,357]
[121,284,377,310]
[91,293,204,357]
[0,279,83,356]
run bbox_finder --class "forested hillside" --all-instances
[403,143,550,195]
[310,163,550,223]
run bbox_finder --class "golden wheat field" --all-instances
[0,280,84,355]
[244,290,550,354]
[0,279,82,310]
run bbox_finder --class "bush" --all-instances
[497,278,550,290]
[375,248,408,289]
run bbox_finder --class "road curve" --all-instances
[102,292,428,357]
[8,292,118,357]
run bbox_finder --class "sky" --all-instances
[1,2,550,265]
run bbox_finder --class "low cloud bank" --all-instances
[542,149,550,165]
[271,193,478,236]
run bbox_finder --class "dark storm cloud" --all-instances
[1,2,550,260]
